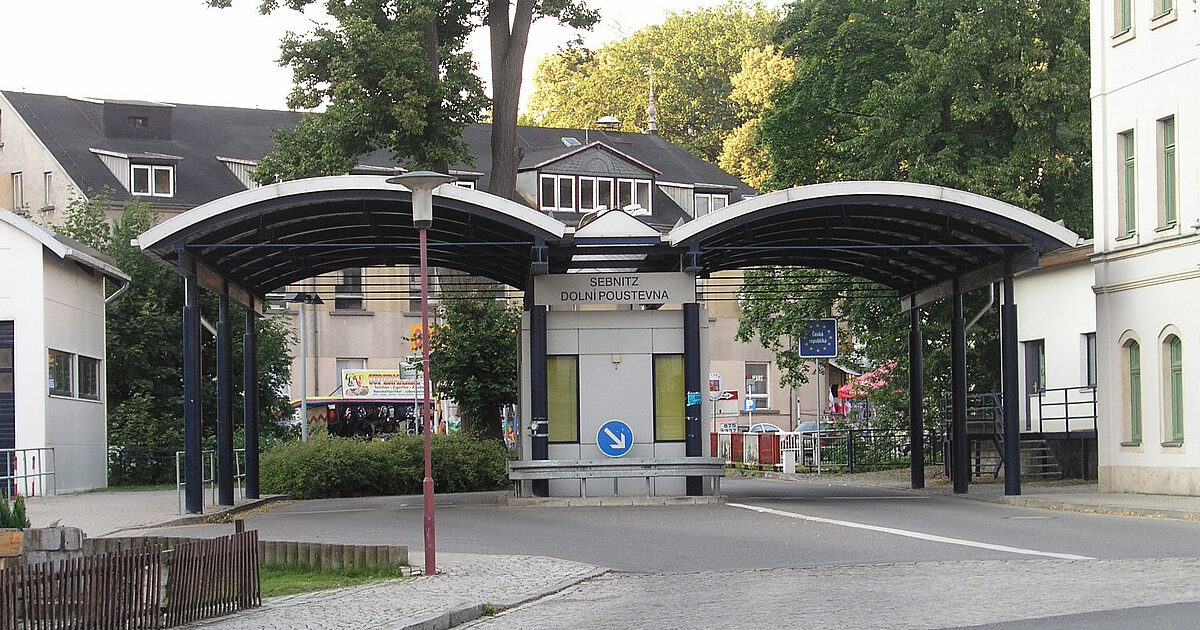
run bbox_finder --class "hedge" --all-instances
[260,434,511,499]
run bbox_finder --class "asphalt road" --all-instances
[153,477,1200,571]
[147,477,1200,628]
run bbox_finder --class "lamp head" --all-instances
[387,171,457,228]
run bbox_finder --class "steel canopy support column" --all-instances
[951,281,969,494]
[909,306,925,489]
[182,268,204,514]
[243,309,260,499]
[1002,268,1022,496]
[216,295,234,506]
[530,305,549,497]
[683,302,702,496]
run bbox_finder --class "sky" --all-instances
[2,0,785,112]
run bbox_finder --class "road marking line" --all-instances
[728,502,1095,560]
[825,496,930,500]
[283,508,376,515]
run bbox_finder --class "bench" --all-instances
[507,457,725,498]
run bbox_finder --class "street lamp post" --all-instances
[288,291,324,442]
[387,170,455,576]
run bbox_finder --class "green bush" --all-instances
[0,495,31,529]
[261,434,510,499]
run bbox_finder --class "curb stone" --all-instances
[390,567,610,630]
[101,495,290,536]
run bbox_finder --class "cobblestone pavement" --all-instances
[180,553,604,630]
[461,558,1200,629]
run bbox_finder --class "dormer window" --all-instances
[694,193,728,217]
[131,164,174,197]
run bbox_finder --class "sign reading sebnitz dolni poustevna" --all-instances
[533,272,696,306]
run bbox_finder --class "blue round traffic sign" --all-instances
[596,420,634,458]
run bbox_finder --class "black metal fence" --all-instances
[785,428,943,473]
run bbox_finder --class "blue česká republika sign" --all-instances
[799,318,838,358]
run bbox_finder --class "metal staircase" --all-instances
[943,393,1064,481]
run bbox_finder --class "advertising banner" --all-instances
[341,370,421,400]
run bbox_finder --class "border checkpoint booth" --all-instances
[136,177,1079,511]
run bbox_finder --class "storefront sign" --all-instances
[342,370,419,399]
[533,272,696,306]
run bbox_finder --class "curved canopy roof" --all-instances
[669,181,1080,304]
[139,176,565,299]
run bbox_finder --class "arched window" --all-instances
[1164,335,1184,444]
[1123,339,1142,444]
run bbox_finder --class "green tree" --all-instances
[426,296,520,441]
[737,268,999,427]
[59,192,294,484]
[762,0,1091,233]
[523,1,779,161]
[211,0,598,199]
[737,0,1090,423]
[717,45,795,190]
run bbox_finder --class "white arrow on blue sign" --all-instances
[596,420,634,458]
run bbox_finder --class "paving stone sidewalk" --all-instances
[179,553,606,630]
[460,558,1200,629]
[23,489,277,537]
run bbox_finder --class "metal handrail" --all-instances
[0,447,56,497]
[1032,386,1097,434]
[175,449,247,514]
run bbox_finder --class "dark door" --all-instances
[0,321,13,451]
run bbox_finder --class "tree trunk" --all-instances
[422,11,451,174]
[488,0,535,201]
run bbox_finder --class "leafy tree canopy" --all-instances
[762,0,1091,234]
[210,0,598,199]
[717,45,796,190]
[427,296,520,441]
[523,1,779,162]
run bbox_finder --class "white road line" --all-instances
[283,508,376,515]
[728,502,1095,560]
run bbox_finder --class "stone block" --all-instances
[260,541,277,566]
[297,543,314,568]
[343,544,355,569]
[26,528,60,552]
[285,541,299,565]
[61,527,83,551]
[308,543,322,569]
[23,551,50,566]
[363,546,379,569]
[354,545,366,569]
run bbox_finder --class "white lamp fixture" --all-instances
[387,171,457,227]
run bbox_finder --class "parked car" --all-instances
[748,422,783,433]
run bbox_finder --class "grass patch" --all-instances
[260,564,408,598]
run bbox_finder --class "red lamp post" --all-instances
[387,170,455,576]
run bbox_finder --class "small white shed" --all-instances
[0,208,128,493]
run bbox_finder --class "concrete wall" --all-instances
[1091,1,1199,494]
[1013,250,1096,432]
[42,251,108,491]
[519,308,708,497]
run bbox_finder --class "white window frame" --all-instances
[579,176,598,211]
[131,164,175,197]
[694,193,729,217]
[11,172,23,209]
[43,171,53,208]
[453,180,476,190]
[539,174,578,211]
[78,355,101,401]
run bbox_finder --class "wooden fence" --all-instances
[0,547,163,630]
[164,531,261,626]
[0,531,261,629]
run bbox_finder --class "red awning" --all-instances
[837,362,894,398]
